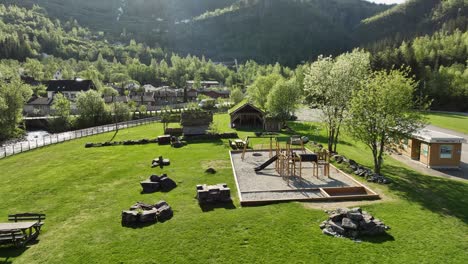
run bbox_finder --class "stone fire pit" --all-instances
[320,207,390,239]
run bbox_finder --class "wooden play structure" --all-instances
[240,135,330,185]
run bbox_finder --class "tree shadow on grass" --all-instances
[198,201,236,212]
[108,129,119,142]
[184,138,225,146]
[358,233,395,244]
[0,244,29,264]
[383,164,468,224]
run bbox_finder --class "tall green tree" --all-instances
[230,87,244,105]
[0,78,33,140]
[51,93,71,121]
[266,77,302,124]
[75,90,109,127]
[247,73,282,110]
[346,68,426,174]
[304,50,371,152]
[50,93,72,131]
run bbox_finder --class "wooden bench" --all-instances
[8,213,46,242]
[8,213,46,231]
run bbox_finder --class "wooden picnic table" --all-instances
[0,221,38,232]
[0,221,40,246]
[234,139,246,148]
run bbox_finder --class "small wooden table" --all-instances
[0,221,40,245]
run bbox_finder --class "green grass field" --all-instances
[424,112,468,134]
[0,114,467,263]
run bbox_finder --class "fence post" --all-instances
[12,145,15,155]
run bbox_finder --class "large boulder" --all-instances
[121,210,139,226]
[140,180,161,193]
[160,176,177,191]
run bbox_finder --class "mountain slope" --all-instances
[356,0,468,45]
[169,0,389,65]
[2,0,237,46]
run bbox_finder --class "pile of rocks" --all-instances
[196,183,231,204]
[333,155,392,184]
[140,174,177,193]
[121,200,173,227]
[320,207,390,239]
[152,156,171,168]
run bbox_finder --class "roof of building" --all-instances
[187,80,219,85]
[412,129,465,144]
[46,79,95,92]
[27,97,53,106]
[229,101,264,115]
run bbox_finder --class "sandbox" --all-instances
[230,150,379,206]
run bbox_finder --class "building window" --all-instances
[440,145,453,159]
[421,144,428,157]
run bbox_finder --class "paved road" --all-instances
[295,107,322,122]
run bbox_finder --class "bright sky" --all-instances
[366,0,407,4]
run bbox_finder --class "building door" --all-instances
[413,140,421,160]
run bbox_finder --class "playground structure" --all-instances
[239,135,329,183]
[229,149,379,205]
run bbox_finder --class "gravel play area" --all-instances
[230,150,379,205]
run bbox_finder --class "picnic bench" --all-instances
[0,213,45,247]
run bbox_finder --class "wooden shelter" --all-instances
[229,103,264,129]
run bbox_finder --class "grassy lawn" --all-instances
[0,114,467,263]
[423,112,468,134]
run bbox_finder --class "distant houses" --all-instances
[186,80,220,89]
[46,79,96,100]
[22,78,230,116]
[24,78,97,116]
[23,97,54,116]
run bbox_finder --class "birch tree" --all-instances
[304,49,370,152]
[346,68,426,174]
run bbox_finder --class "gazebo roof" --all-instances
[228,101,264,116]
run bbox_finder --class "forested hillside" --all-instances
[169,0,389,65]
[359,0,467,49]
[1,0,236,48]
[4,0,390,65]
[0,1,466,111]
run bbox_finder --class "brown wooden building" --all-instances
[229,103,281,132]
[399,129,464,169]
